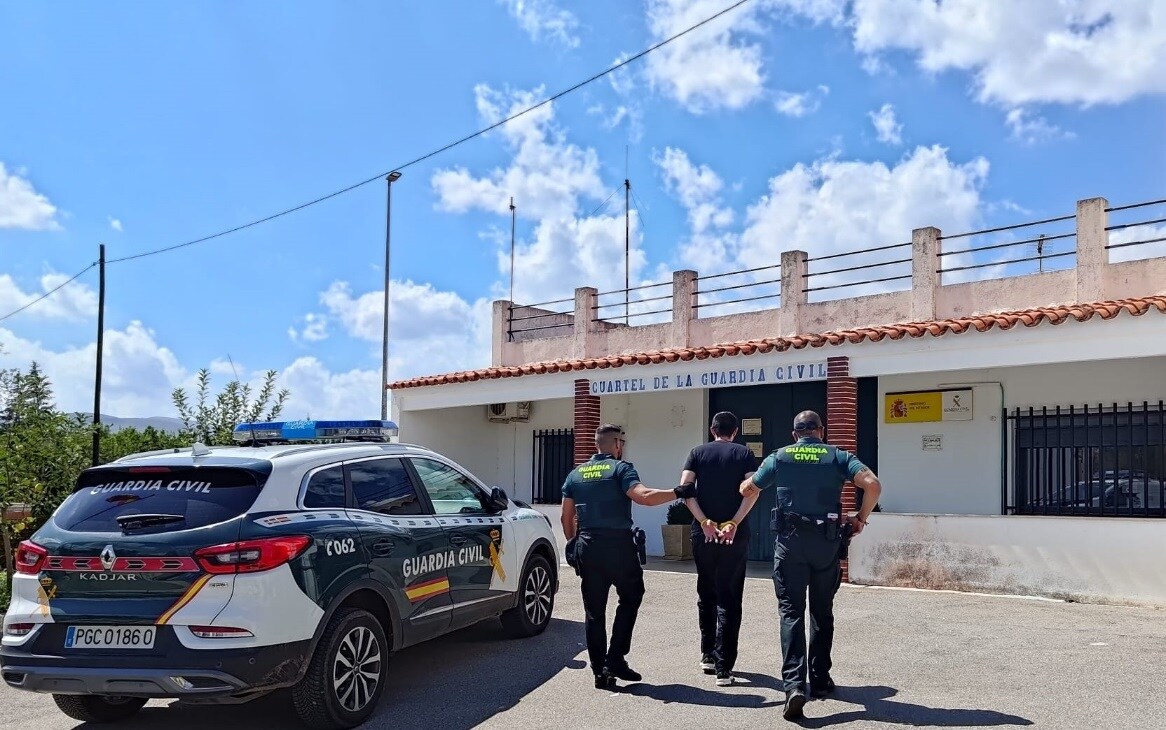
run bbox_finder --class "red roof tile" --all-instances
[386,296,1166,390]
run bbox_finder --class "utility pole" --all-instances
[381,171,401,422]
[509,197,516,304]
[91,244,105,466]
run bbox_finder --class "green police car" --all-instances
[1,420,559,729]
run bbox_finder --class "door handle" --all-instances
[371,539,395,557]
[449,534,467,547]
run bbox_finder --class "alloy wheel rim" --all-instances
[523,565,552,625]
[332,625,382,713]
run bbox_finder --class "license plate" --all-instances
[65,625,156,650]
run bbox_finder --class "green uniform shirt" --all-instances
[752,437,867,517]
[561,454,641,530]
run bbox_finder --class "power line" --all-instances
[0,262,97,324]
[1,0,756,321]
[105,0,755,265]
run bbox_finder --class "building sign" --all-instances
[741,418,762,435]
[747,442,764,457]
[885,388,973,423]
[922,434,943,451]
[588,361,827,396]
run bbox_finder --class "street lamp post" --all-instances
[381,171,402,421]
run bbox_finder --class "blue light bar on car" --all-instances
[231,419,399,443]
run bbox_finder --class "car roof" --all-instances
[102,441,442,471]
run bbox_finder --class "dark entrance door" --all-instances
[708,381,827,561]
[707,377,880,561]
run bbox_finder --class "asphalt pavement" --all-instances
[3,560,1165,729]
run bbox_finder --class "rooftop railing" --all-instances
[504,194,1165,338]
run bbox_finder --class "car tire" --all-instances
[52,694,148,723]
[500,553,555,638]
[292,607,389,730]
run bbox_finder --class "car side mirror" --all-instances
[489,486,510,512]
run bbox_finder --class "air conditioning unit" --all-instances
[486,402,532,422]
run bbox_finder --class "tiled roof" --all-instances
[387,295,1166,390]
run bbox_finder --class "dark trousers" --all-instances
[692,530,748,672]
[772,525,843,693]
[576,529,645,674]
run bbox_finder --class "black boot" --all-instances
[594,671,615,690]
[605,661,642,682]
[783,689,807,720]
[811,676,835,698]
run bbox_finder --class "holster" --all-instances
[632,527,647,565]
[565,537,580,575]
[839,521,855,560]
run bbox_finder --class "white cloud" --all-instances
[849,0,1166,107]
[1005,108,1074,145]
[0,270,98,322]
[655,144,991,306]
[432,84,655,308]
[643,0,845,114]
[0,321,186,417]
[0,162,61,231]
[108,217,123,232]
[1108,222,1166,264]
[498,0,580,48]
[432,85,604,221]
[774,86,829,117]
[278,358,384,421]
[869,103,903,145]
[316,279,493,379]
[741,145,988,264]
[288,312,328,343]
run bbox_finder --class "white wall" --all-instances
[849,513,1166,607]
[397,398,574,503]
[877,356,1166,515]
[600,388,708,557]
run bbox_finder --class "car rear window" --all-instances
[55,466,268,533]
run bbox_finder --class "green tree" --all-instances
[172,368,289,445]
[0,363,90,587]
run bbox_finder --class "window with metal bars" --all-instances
[1005,402,1165,517]
[532,429,573,504]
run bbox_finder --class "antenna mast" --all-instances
[624,145,630,325]
[509,197,516,303]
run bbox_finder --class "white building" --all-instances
[389,197,1166,608]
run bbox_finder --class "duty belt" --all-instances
[771,509,844,539]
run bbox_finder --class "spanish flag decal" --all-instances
[405,576,450,603]
[488,529,506,582]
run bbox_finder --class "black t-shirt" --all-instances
[683,440,759,534]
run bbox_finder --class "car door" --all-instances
[343,457,453,646]
[405,456,516,628]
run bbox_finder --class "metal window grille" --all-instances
[532,429,574,505]
[1004,402,1166,517]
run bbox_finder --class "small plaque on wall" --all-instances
[741,418,762,435]
[922,434,943,451]
[747,441,764,457]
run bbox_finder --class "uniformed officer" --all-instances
[739,410,882,721]
[561,424,687,689]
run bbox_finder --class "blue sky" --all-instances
[1,0,1164,418]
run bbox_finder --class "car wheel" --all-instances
[500,554,554,638]
[52,694,147,723]
[292,607,388,730]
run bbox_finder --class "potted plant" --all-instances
[661,500,694,560]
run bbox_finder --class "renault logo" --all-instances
[100,545,117,571]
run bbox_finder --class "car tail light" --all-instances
[194,536,311,575]
[14,541,47,575]
[189,626,254,639]
[4,623,34,637]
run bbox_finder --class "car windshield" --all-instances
[55,466,268,533]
